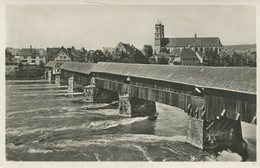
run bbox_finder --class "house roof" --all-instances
[92,62,256,94]
[67,47,82,60]
[196,50,207,61]
[117,42,132,50]
[6,48,20,56]
[162,37,223,48]
[219,50,241,58]
[149,52,173,60]
[157,52,172,58]
[60,62,96,75]
[116,42,137,52]
[19,48,40,56]
[47,48,61,61]
[45,61,65,68]
[180,48,198,60]
[170,48,181,56]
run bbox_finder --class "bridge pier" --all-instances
[203,116,246,159]
[68,76,74,92]
[186,112,246,159]
[83,84,118,103]
[47,70,52,81]
[54,74,61,86]
[119,93,157,118]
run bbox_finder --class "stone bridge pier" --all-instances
[46,69,61,86]
[83,77,157,118]
[47,69,52,81]
[186,104,247,160]
[118,94,156,117]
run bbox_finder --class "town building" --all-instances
[219,50,244,66]
[154,22,224,55]
[18,46,46,65]
[150,47,206,65]
[115,42,138,54]
[46,47,71,63]
[103,47,116,53]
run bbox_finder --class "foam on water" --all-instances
[7,105,81,117]
[6,89,68,96]
[205,150,242,161]
[52,134,187,149]
[82,116,149,130]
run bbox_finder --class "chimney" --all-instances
[30,45,32,49]
[194,33,197,39]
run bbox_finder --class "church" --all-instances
[154,22,224,54]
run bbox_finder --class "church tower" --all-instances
[154,21,164,54]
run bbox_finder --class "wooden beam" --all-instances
[221,109,226,117]
[235,113,240,121]
[251,116,256,125]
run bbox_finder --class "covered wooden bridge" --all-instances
[51,61,256,152]
[60,62,96,87]
[91,62,256,124]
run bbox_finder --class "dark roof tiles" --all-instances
[92,62,256,94]
[180,48,197,60]
[162,37,223,47]
[45,61,65,68]
[60,62,96,74]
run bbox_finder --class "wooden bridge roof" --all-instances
[45,61,64,68]
[60,62,96,74]
[92,62,256,94]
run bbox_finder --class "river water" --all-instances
[5,80,256,161]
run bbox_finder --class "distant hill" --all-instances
[224,44,256,51]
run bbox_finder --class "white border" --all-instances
[0,0,259,168]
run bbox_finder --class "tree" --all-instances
[205,48,218,66]
[142,45,153,58]
[39,60,45,70]
[5,49,14,63]
[160,47,169,54]
[220,54,232,66]
[128,49,148,64]
[103,51,113,62]
[92,50,105,63]
[18,62,23,69]
[38,60,46,76]
[77,48,87,62]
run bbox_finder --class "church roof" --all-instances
[162,37,223,48]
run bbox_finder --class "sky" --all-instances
[6,5,256,50]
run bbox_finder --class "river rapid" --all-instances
[5,80,256,161]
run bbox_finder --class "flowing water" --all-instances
[5,80,256,161]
